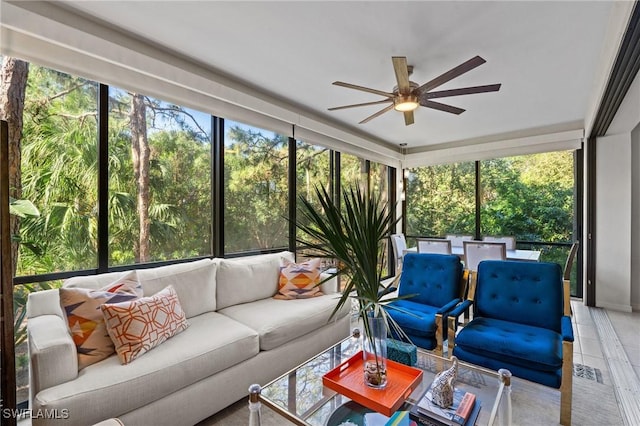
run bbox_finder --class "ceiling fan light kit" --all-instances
[329,56,501,126]
[394,94,419,112]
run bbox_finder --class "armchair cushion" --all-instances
[454,317,563,372]
[453,346,562,388]
[398,253,463,307]
[474,261,563,332]
[387,300,439,337]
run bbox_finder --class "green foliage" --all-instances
[480,154,574,242]
[9,198,40,218]
[406,162,475,236]
[406,153,574,244]
[224,125,289,252]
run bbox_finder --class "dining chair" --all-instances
[463,241,506,272]
[445,234,474,248]
[416,238,452,254]
[390,233,408,270]
[482,235,516,250]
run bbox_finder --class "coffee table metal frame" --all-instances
[252,335,512,426]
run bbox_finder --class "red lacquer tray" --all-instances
[322,350,423,416]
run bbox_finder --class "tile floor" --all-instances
[571,299,611,383]
[571,299,640,383]
[571,298,640,425]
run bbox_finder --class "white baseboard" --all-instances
[596,301,633,312]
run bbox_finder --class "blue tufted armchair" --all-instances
[449,260,573,425]
[386,253,464,355]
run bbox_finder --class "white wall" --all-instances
[596,70,640,311]
[632,123,640,310]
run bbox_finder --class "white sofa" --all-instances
[27,251,350,425]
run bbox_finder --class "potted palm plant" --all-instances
[296,184,402,388]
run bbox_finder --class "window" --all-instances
[406,162,476,237]
[340,152,367,192]
[480,151,576,292]
[296,141,331,230]
[405,151,578,295]
[480,152,574,242]
[108,88,212,265]
[4,59,398,408]
[19,65,99,275]
[224,120,288,253]
[370,161,392,275]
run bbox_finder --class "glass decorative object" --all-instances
[363,314,387,389]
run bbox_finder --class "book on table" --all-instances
[409,385,480,426]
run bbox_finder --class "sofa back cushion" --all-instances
[216,251,294,310]
[63,271,128,290]
[475,260,564,332]
[137,258,217,318]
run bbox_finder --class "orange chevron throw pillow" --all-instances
[274,258,323,300]
[59,271,142,370]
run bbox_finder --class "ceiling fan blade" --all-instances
[359,104,395,124]
[392,56,411,94]
[328,99,392,111]
[424,83,502,99]
[421,100,466,115]
[332,81,395,98]
[417,56,487,93]
[403,111,415,126]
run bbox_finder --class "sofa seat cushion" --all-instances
[454,317,563,372]
[386,300,438,337]
[34,312,258,420]
[219,294,349,351]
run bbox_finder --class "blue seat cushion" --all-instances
[453,346,562,388]
[387,300,438,337]
[454,317,563,372]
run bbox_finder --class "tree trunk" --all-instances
[0,57,29,277]
[130,93,151,263]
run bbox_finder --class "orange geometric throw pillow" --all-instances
[101,285,189,365]
[274,258,323,300]
[59,271,142,370]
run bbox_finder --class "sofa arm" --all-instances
[320,272,339,294]
[28,315,78,395]
[27,288,64,319]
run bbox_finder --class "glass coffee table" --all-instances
[254,334,513,426]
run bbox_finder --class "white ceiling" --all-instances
[58,1,616,149]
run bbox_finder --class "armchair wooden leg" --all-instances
[447,316,456,356]
[435,313,443,356]
[560,340,573,425]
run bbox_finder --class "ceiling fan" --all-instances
[328,56,501,126]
